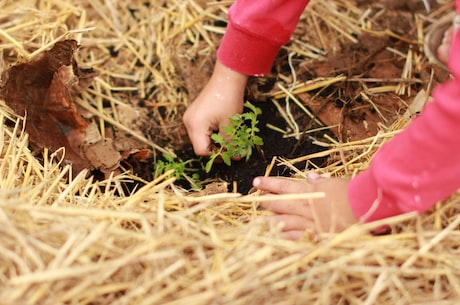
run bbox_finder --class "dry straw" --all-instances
[1,0,460,304]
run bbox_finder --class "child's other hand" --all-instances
[252,175,358,240]
[183,60,248,156]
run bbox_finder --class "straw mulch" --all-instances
[1,0,460,304]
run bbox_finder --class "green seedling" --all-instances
[205,101,264,173]
[154,153,201,187]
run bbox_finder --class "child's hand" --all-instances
[183,60,248,156]
[252,175,358,239]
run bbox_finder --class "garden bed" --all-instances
[1,0,460,304]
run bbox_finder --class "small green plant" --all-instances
[154,153,201,187]
[205,101,264,173]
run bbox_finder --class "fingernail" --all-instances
[253,177,261,187]
[307,172,321,180]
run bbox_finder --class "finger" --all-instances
[193,139,211,156]
[252,176,313,195]
[306,172,327,184]
[187,126,212,156]
[231,155,242,161]
[437,44,450,63]
[280,230,306,240]
[264,215,314,232]
[260,199,310,217]
[442,27,453,44]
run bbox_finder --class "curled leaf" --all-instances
[0,40,98,173]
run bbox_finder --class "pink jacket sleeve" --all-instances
[348,27,460,222]
[217,0,310,76]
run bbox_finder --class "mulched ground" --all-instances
[0,0,451,194]
[125,0,449,193]
[2,1,460,304]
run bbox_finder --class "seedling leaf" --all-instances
[205,101,264,172]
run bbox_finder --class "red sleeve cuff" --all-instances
[347,169,406,223]
[216,19,281,76]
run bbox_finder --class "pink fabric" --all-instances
[348,28,460,222]
[457,0,460,13]
[217,0,310,76]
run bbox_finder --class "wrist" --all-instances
[212,60,248,88]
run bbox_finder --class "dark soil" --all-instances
[121,97,328,194]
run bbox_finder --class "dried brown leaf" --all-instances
[0,40,98,173]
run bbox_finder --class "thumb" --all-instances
[189,130,211,156]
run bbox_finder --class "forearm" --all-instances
[217,0,310,75]
[348,30,460,222]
